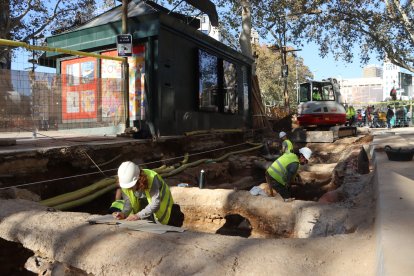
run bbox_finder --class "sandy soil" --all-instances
[0,133,377,275]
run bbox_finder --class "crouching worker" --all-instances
[265,147,312,200]
[279,131,293,154]
[113,161,183,226]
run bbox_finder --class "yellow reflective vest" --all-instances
[266,153,299,186]
[122,169,173,225]
[282,139,293,153]
[346,106,355,119]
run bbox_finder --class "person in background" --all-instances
[407,109,412,126]
[346,105,356,126]
[279,131,293,154]
[403,105,408,126]
[386,105,394,129]
[113,161,183,226]
[265,147,312,200]
[312,89,321,101]
[390,87,397,101]
[365,106,372,127]
[361,108,366,126]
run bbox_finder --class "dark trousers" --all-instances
[265,172,290,199]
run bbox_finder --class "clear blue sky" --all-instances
[297,41,379,80]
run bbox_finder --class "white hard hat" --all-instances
[118,161,140,188]
[299,147,312,161]
[279,131,287,138]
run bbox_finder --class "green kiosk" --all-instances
[42,0,253,136]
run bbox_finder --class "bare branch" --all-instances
[389,0,414,43]
[9,0,35,31]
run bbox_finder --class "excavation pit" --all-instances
[0,133,377,274]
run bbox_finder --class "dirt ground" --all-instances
[0,131,378,275]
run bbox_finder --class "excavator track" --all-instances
[291,126,357,143]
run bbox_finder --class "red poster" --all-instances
[61,57,97,121]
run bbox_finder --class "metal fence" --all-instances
[0,39,127,136]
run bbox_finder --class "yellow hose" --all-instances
[53,184,118,211]
[40,177,116,207]
[41,144,263,209]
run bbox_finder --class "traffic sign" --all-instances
[116,34,132,57]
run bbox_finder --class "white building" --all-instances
[363,64,382,78]
[251,29,259,45]
[339,62,413,105]
[199,14,220,41]
[339,77,383,105]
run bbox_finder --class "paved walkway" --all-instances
[371,127,414,275]
[0,130,135,154]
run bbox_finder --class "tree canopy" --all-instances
[0,0,98,68]
[161,0,413,72]
[289,0,414,72]
[255,44,313,108]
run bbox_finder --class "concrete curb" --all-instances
[373,132,414,275]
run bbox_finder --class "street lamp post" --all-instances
[276,9,321,113]
[280,44,301,114]
[292,53,299,105]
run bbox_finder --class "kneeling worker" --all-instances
[265,147,312,200]
[279,131,293,154]
[113,161,182,226]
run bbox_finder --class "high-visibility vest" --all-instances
[266,153,299,186]
[346,107,354,119]
[110,199,125,211]
[283,139,293,153]
[121,189,140,215]
[122,169,173,225]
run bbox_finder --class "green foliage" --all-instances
[288,0,414,72]
[0,0,99,67]
[1,0,98,41]
[255,45,313,108]
[156,1,413,72]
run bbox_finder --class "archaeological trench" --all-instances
[0,130,376,275]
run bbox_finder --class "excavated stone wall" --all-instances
[0,198,375,275]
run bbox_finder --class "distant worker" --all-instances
[386,105,394,129]
[113,161,183,226]
[265,147,312,200]
[346,105,356,126]
[361,108,366,126]
[365,106,372,126]
[312,89,321,101]
[407,109,412,125]
[279,131,293,154]
[390,87,397,101]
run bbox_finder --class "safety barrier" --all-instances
[350,100,413,128]
[0,38,142,135]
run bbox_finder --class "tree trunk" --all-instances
[239,0,255,74]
